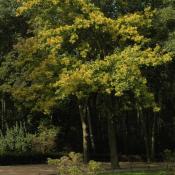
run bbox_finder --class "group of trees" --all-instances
[0,0,175,169]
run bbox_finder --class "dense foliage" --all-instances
[0,122,58,156]
[0,0,175,168]
[0,123,33,155]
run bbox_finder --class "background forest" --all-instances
[0,0,175,169]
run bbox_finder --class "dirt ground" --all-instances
[0,164,57,175]
[0,162,171,175]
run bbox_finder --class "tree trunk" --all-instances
[124,114,128,155]
[107,94,120,169]
[107,115,120,169]
[145,132,151,163]
[151,113,156,161]
[79,103,88,163]
[87,104,95,151]
[139,107,151,163]
[1,96,5,131]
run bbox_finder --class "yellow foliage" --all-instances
[10,0,172,111]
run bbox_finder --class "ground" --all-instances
[101,172,165,175]
[0,162,172,175]
[0,164,57,175]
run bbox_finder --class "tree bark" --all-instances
[79,103,89,163]
[151,113,156,161]
[87,104,95,151]
[1,96,5,131]
[123,114,128,155]
[139,107,151,163]
[107,115,120,169]
[106,94,120,169]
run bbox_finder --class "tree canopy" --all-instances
[0,0,174,168]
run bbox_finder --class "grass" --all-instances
[100,171,166,175]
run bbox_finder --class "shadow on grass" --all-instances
[99,171,166,175]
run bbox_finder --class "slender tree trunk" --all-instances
[107,115,120,169]
[139,107,151,163]
[124,114,128,155]
[1,96,5,131]
[139,107,156,162]
[79,103,89,163]
[151,113,156,161]
[87,104,95,151]
[1,98,3,130]
[145,133,151,163]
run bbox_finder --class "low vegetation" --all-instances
[101,172,166,175]
[48,152,102,175]
[0,122,59,164]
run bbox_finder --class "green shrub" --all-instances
[88,160,101,175]
[0,122,59,156]
[48,152,102,175]
[0,122,33,155]
[0,122,59,164]
[48,157,61,165]
[0,131,6,155]
[163,149,175,173]
[31,125,59,154]
[163,149,175,162]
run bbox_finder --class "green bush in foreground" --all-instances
[48,152,102,175]
[31,124,59,154]
[0,123,33,155]
[0,123,59,156]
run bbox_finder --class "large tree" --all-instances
[0,0,172,168]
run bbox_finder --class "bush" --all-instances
[0,122,59,158]
[163,149,175,162]
[0,122,33,155]
[88,160,101,175]
[31,124,59,154]
[0,122,60,164]
[48,152,102,175]
[163,149,175,174]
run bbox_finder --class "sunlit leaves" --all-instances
[0,0,172,113]
[54,45,171,104]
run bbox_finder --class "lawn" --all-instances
[101,171,166,175]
